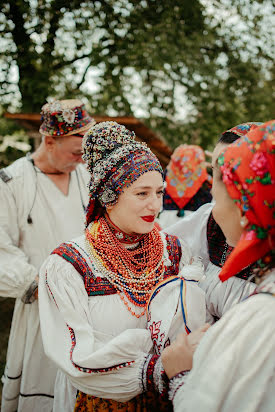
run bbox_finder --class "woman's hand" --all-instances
[21,275,39,303]
[161,323,210,379]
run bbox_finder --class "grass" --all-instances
[0,297,14,403]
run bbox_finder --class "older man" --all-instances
[0,99,95,412]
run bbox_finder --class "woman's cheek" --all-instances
[212,205,221,225]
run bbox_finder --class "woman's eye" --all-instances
[137,192,147,196]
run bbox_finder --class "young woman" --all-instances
[38,122,207,411]
[162,120,275,411]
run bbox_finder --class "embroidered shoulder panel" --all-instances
[164,234,182,279]
[51,236,182,297]
[51,243,117,297]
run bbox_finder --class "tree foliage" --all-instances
[0,114,30,168]
[0,0,274,149]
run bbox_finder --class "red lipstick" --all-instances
[141,215,155,222]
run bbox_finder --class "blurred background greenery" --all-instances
[0,0,274,168]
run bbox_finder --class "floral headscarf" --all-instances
[165,144,208,210]
[218,120,275,282]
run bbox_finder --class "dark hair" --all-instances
[218,131,240,144]
[86,197,105,227]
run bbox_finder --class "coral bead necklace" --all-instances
[85,217,165,318]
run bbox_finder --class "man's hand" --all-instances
[21,276,39,303]
[34,275,39,300]
[161,323,210,379]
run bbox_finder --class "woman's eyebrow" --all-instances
[133,185,164,190]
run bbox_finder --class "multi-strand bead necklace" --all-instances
[85,217,165,318]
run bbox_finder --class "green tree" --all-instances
[1,0,274,148]
[0,112,30,168]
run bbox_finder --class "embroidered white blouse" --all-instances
[170,271,275,412]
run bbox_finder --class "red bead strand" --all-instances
[85,217,165,317]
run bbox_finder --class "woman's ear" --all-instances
[44,135,56,151]
[105,204,114,212]
[240,215,249,228]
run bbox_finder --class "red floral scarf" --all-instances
[218,120,275,282]
[165,144,208,209]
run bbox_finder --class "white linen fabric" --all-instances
[0,156,89,412]
[147,258,206,355]
[172,272,275,412]
[38,232,205,410]
[157,209,193,230]
[202,261,255,322]
[165,202,256,322]
[164,202,213,268]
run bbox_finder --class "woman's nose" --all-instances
[75,154,84,163]
[148,195,161,212]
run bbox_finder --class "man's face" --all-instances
[49,135,84,173]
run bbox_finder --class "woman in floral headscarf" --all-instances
[158,144,212,229]
[161,120,275,412]
[165,122,262,324]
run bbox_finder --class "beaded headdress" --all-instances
[83,121,163,210]
[39,99,95,137]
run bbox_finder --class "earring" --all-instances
[240,216,248,228]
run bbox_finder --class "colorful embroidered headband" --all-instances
[39,99,95,137]
[222,122,263,138]
[218,120,275,282]
[82,121,163,207]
